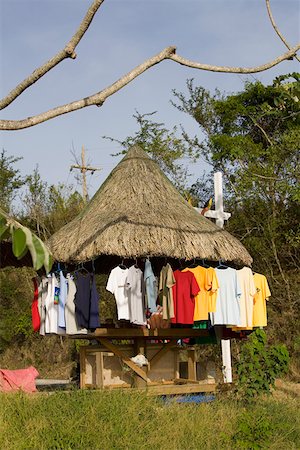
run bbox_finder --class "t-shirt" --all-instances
[211,267,241,326]
[106,266,129,320]
[182,266,218,320]
[38,277,48,336]
[207,267,219,313]
[74,272,91,329]
[58,271,67,329]
[126,265,146,325]
[253,273,271,327]
[65,275,87,335]
[171,270,199,324]
[158,264,175,320]
[89,274,100,329]
[236,267,256,328]
[144,259,157,313]
[45,274,59,334]
[31,277,41,332]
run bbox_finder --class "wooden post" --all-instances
[70,145,101,203]
[187,349,197,381]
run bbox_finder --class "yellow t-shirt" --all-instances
[207,267,219,313]
[182,266,218,320]
[253,273,271,327]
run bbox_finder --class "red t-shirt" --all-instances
[171,270,200,324]
[32,278,41,332]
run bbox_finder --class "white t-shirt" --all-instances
[211,267,241,326]
[106,266,129,320]
[237,267,256,327]
[44,274,65,335]
[126,265,146,325]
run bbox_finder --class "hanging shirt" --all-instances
[253,273,271,327]
[236,267,256,328]
[58,271,68,329]
[144,259,157,313]
[171,270,199,324]
[38,277,48,336]
[207,267,219,313]
[106,266,129,320]
[126,265,146,325]
[31,278,41,332]
[89,274,100,329]
[158,264,175,320]
[45,274,59,334]
[182,266,218,320]
[74,272,91,329]
[65,275,87,335]
[211,267,241,326]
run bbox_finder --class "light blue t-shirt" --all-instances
[144,259,157,312]
[211,267,241,326]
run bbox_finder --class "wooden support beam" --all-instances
[99,338,150,383]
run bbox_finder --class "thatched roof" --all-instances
[47,145,252,265]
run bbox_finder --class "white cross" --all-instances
[194,172,231,228]
[194,171,232,383]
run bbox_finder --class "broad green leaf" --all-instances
[32,234,47,271]
[21,226,37,268]
[12,227,27,258]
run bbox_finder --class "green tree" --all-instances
[21,166,84,239]
[103,111,199,191]
[172,74,300,355]
[0,150,25,212]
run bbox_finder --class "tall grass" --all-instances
[0,390,299,450]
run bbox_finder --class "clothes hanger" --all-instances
[189,258,198,268]
[217,259,228,269]
[201,259,209,268]
[134,257,139,268]
[119,258,127,270]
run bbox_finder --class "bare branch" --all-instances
[0,41,299,130]
[0,0,105,110]
[169,44,300,73]
[266,0,300,63]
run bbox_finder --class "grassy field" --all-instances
[0,389,299,450]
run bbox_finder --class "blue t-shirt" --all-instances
[144,259,157,313]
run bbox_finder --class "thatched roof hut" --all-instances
[47,145,252,266]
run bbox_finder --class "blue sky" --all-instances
[1,0,299,201]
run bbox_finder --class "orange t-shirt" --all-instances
[182,266,218,320]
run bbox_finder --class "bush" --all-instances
[237,329,289,399]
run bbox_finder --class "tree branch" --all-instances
[266,0,300,63]
[0,0,105,110]
[169,44,300,73]
[1,44,299,131]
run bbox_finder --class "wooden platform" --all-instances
[72,327,210,340]
[72,328,217,395]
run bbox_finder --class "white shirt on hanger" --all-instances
[106,266,129,320]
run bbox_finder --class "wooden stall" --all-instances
[74,328,217,395]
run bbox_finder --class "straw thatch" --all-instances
[47,145,252,265]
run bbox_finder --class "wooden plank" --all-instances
[145,383,216,396]
[148,340,176,370]
[99,338,150,383]
[71,328,210,340]
[95,352,103,388]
